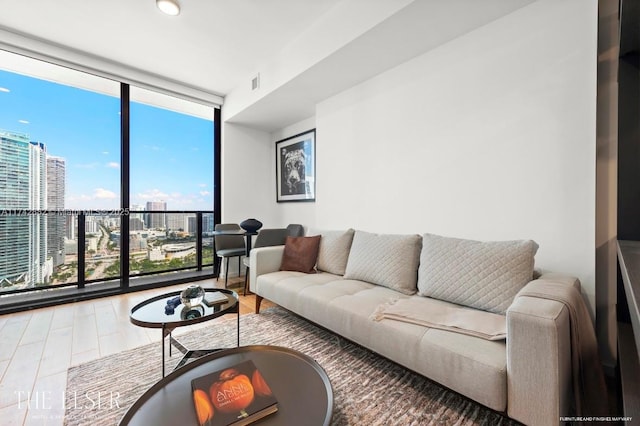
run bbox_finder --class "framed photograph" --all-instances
[276,129,316,202]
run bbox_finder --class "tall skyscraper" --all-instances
[0,130,48,287]
[187,216,197,234]
[202,213,214,234]
[85,216,99,234]
[129,204,145,231]
[47,155,66,267]
[65,215,76,241]
[145,201,167,229]
[166,213,188,232]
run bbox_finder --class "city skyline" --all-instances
[0,127,211,288]
[0,68,215,211]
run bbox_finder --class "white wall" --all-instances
[221,122,276,226]
[224,0,599,313]
[268,0,599,308]
[220,121,279,278]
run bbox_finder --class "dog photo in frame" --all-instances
[276,129,315,202]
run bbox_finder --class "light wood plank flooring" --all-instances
[0,277,273,425]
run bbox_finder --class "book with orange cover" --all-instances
[191,360,278,426]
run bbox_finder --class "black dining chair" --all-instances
[286,224,305,237]
[214,223,246,289]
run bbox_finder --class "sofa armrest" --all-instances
[506,275,578,425]
[249,246,284,293]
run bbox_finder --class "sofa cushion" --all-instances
[418,233,538,314]
[280,236,321,273]
[315,229,355,275]
[256,270,342,312]
[344,231,421,295]
[295,282,508,411]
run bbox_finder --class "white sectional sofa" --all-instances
[249,229,582,425]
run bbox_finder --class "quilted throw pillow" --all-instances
[344,231,421,295]
[280,236,321,273]
[417,233,538,315]
[316,229,355,275]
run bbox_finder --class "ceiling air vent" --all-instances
[251,74,260,91]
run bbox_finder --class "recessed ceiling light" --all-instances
[156,0,180,16]
[0,87,10,93]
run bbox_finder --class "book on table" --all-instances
[202,291,228,308]
[191,359,278,426]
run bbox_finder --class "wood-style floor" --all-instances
[0,277,273,425]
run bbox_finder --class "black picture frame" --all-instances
[276,129,316,202]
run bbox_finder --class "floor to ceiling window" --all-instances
[0,51,120,292]
[0,50,218,302]
[129,86,214,278]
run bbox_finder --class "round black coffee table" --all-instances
[130,288,239,377]
[119,345,333,426]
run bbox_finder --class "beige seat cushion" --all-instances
[256,271,342,313]
[293,280,508,411]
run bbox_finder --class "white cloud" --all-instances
[18,119,29,124]
[137,189,169,200]
[132,188,214,210]
[198,183,207,188]
[0,87,9,93]
[94,188,117,199]
[67,194,92,202]
[102,151,109,155]
[106,162,119,169]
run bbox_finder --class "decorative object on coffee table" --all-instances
[240,218,263,233]
[180,284,205,308]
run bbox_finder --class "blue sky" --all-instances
[0,69,214,211]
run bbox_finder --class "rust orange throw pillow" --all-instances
[280,236,321,273]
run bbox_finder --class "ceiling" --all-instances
[0,0,342,96]
[0,0,540,130]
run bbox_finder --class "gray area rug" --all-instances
[65,307,519,425]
